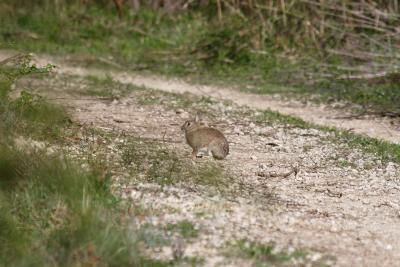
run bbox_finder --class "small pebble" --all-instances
[259,163,267,169]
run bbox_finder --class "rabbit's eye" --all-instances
[187,122,191,126]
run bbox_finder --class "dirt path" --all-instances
[3,51,400,266]
[10,51,398,144]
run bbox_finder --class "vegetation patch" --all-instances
[79,74,141,99]
[229,240,308,267]
[2,1,399,114]
[165,220,199,239]
[0,55,71,142]
[255,109,400,164]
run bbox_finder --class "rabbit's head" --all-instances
[181,113,201,132]
[181,113,207,132]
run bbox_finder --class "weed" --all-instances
[337,159,357,169]
[165,220,199,239]
[137,90,163,105]
[231,240,307,267]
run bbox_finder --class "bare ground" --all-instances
[3,51,400,266]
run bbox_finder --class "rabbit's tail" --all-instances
[211,141,229,160]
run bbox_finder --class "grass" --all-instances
[230,240,308,267]
[1,3,399,114]
[337,159,357,169]
[75,74,195,110]
[80,74,140,99]
[165,220,199,239]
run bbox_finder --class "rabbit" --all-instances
[181,114,229,160]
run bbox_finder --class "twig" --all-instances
[337,70,399,80]
[257,167,299,178]
[97,57,124,69]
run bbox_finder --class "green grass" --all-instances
[337,159,357,169]
[79,74,142,99]
[165,220,199,239]
[230,240,308,267]
[2,3,399,114]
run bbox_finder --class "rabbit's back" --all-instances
[185,127,229,159]
[185,127,226,148]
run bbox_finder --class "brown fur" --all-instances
[181,116,229,160]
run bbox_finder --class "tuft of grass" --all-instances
[165,220,199,239]
[231,240,307,266]
[80,74,141,99]
[255,109,310,128]
[337,159,357,169]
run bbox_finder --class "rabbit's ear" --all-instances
[194,112,201,122]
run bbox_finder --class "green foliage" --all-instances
[0,55,53,99]
[258,78,400,116]
[255,109,310,128]
[0,56,68,141]
[13,90,67,123]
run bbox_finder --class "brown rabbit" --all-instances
[181,114,229,160]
